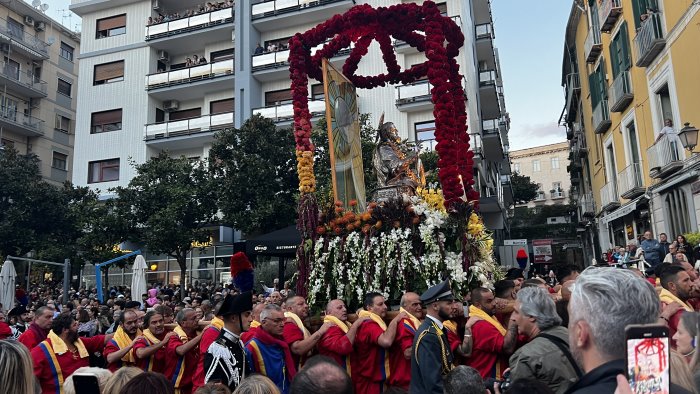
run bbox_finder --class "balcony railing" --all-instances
[394,16,460,49]
[584,28,603,63]
[479,70,497,86]
[0,61,47,95]
[252,41,352,72]
[475,23,493,39]
[618,163,645,199]
[609,71,633,112]
[600,181,620,211]
[0,20,49,58]
[144,112,233,140]
[0,107,44,134]
[580,192,595,217]
[634,12,666,67]
[599,0,622,33]
[551,190,565,199]
[146,59,234,89]
[252,0,350,19]
[145,7,233,40]
[253,99,325,123]
[646,133,683,178]
[395,80,431,103]
[471,133,483,157]
[592,100,611,134]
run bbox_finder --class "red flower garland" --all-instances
[289,1,478,210]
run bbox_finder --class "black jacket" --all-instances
[409,318,453,394]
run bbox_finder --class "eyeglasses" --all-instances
[264,318,285,324]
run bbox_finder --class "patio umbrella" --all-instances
[0,259,17,313]
[131,255,148,305]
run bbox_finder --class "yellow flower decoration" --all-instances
[296,150,316,193]
[417,187,446,212]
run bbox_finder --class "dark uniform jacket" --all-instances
[203,328,250,391]
[409,317,453,394]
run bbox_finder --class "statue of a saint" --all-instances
[372,115,423,199]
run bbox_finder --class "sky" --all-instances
[42,0,571,151]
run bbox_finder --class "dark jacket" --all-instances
[565,359,692,394]
[409,318,453,394]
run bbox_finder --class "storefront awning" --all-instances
[245,225,300,257]
[599,196,646,226]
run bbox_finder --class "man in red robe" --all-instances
[18,306,54,349]
[283,295,331,369]
[31,313,112,394]
[165,308,204,394]
[388,292,423,390]
[192,306,225,392]
[318,299,366,373]
[133,310,177,373]
[103,309,142,372]
[352,292,406,394]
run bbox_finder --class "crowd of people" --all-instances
[599,231,699,270]
[146,0,234,25]
[3,245,700,393]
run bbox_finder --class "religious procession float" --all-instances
[287,1,503,309]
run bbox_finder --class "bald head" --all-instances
[291,356,352,394]
[251,303,266,322]
[325,299,348,321]
[400,292,423,319]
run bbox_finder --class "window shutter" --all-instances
[265,89,293,106]
[97,15,126,31]
[91,109,122,126]
[169,108,201,121]
[620,22,631,71]
[588,72,600,107]
[94,61,124,82]
[210,98,234,115]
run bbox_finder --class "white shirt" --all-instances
[426,314,444,330]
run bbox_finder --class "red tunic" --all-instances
[192,326,221,392]
[0,321,12,340]
[31,335,106,394]
[283,321,306,369]
[467,321,507,379]
[133,335,168,374]
[241,326,258,344]
[351,321,388,394]
[103,338,137,372]
[446,327,461,353]
[318,325,353,371]
[164,330,199,394]
[18,327,45,349]
[388,318,416,389]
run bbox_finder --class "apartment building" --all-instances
[0,2,79,185]
[562,0,700,264]
[511,142,570,209]
[70,0,512,284]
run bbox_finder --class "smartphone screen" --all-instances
[626,326,670,394]
[73,375,101,394]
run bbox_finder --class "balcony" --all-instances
[395,80,432,112]
[599,0,622,33]
[145,7,233,41]
[479,69,500,119]
[0,20,49,60]
[564,73,581,122]
[584,28,603,63]
[0,108,43,137]
[600,181,620,212]
[551,190,565,200]
[580,192,595,217]
[482,118,505,161]
[646,134,683,179]
[475,23,496,70]
[251,0,355,32]
[634,12,666,67]
[144,111,233,150]
[252,42,352,82]
[394,16,460,55]
[501,175,514,205]
[145,59,234,101]
[0,62,47,98]
[253,99,325,126]
[609,71,633,112]
[471,133,483,162]
[617,163,645,199]
[592,100,612,134]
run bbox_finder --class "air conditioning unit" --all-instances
[34,22,46,32]
[158,50,169,62]
[163,100,179,112]
[24,15,35,26]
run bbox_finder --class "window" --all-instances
[551,157,560,169]
[60,42,74,62]
[6,18,23,40]
[656,84,673,129]
[664,188,690,237]
[533,160,541,172]
[94,61,124,85]
[52,152,68,171]
[57,79,71,97]
[210,48,234,62]
[588,61,608,109]
[265,89,293,106]
[169,107,201,121]
[311,84,325,101]
[610,22,631,78]
[91,109,122,134]
[536,183,545,200]
[264,36,292,52]
[1,138,14,148]
[513,163,520,173]
[55,114,71,133]
[415,121,437,151]
[632,0,659,29]
[88,158,120,183]
[3,57,19,81]
[96,14,126,38]
[210,98,234,115]
[436,2,448,15]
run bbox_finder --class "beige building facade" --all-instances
[510,141,571,208]
[0,2,79,185]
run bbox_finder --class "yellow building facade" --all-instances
[562,0,700,264]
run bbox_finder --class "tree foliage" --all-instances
[209,115,299,236]
[511,172,539,205]
[115,153,217,295]
[419,150,439,187]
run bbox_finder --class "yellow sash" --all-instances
[358,310,387,331]
[469,305,506,335]
[142,329,160,344]
[250,320,261,329]
[284,312,311,338]
[211,317,224,330]
[113,326,142,363]
[173,325,189,343]
[47,330,89,358]
[443,320,457,334]
[400,307,421,330]
[659,288,694,312]
[323,315,351,333]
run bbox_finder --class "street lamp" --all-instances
[150,263,157,271]
[678,122,698,152]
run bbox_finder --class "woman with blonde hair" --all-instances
[673,311,700,389]
[671,350,699,393]
[63,367,113,394]
[102,366,143,394]
[0,340,37,394]
[233,375,280,394]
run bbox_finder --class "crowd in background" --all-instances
[147,0,234,25]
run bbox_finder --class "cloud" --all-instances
[508,121,567,150]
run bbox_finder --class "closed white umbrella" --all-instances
[131,255,148,306]
[0,260,17,313]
